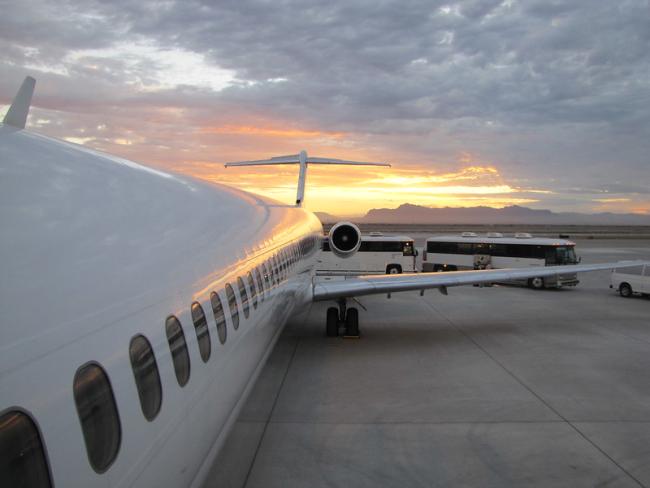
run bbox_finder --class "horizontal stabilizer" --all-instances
[3,76,36,129]
[225,149,390,206]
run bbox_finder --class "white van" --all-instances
[610,264,650,297]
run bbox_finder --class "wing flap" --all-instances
[312,261,648,301]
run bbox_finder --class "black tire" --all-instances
[345,307,360,337]
[619,283,633,298]
[326,307,339,337]
[386,265,402,274]
[528,277,545,290]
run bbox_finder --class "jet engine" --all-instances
[328,221,361,258]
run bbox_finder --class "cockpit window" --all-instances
[237,277,250,319]
[129,335,162,421]
[0,410,52,487]
[210,292,227,344]
[225,283,239,330]
[247,271,258,309]
[73,362,121,473]
[191,302,211,362]
[165,316,190,387]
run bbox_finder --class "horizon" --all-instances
[317,202,650,221]
[1,1,649,216]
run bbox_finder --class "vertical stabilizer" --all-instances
[3,76,36,129]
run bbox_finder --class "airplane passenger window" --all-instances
[73,362,121,473]
[263,263,271,293]
[238,276,250,319]
[165,316,191,387]
[225,283,240,330]
[191,302,211,362]
[255,267,265,301]
[247,271,258,309]
[129,335,162,421]
[0,410,52,487]
[273,255,281,283]
[210,291,227,344]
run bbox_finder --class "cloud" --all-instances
[1,0,649,215]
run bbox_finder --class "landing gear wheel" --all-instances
[344,307,360,338]
[619,283,633,298]
[326,307,339,337]
[529,277,545,290]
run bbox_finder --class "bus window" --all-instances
[402,242,414,256]
[237,277,250,319]
[165,316,190,387]
[457,243,473,255]
[554,246,577,265]
[0,410,52,487]
[210,292,227,344]
[247,271,258,309]
[191,302,211,362]
[225,283,239,330]
[129,335,162,421]
[74,363,121,472]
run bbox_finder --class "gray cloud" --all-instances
[1,0,649,211]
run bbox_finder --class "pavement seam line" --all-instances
[422,297,647,488]
[242,336,301,488]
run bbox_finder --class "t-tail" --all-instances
[224,150,390,206]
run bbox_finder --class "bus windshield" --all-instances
[552,246,578,265]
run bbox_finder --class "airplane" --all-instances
[1,76,646,487]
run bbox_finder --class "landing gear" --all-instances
[344,307,360,338]
[324,299,360,338]
[326,307,338,337]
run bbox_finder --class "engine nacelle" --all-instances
[328,221,361,258]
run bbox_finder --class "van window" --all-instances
[165,316,190,387]
[191,302,211,362]
[0,410,52,487]
[225,283,240,330]
[255,267,265,301]
[210,292,227,344]
[73,363,121,473]
[247,272,258,309]
[129,335,162,421]
[238,277,250,319]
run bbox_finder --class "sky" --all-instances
[1,0,649,217]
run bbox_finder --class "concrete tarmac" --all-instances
[204,239,650,488]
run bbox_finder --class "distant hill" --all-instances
[361,204,650,225]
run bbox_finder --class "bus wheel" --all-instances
[619,283,633,298]
[529,277,545,290]
[386,265,402,274]
[344,308,360,338]
[326,307,339,337]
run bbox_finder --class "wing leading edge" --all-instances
[312,261,648,301]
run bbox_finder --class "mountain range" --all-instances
[317,204,650,225]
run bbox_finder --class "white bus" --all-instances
[318,233,417,275]
[422,232,581,288]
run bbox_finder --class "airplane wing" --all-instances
[312,261,646,301]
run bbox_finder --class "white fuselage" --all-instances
[0,125,323,487]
